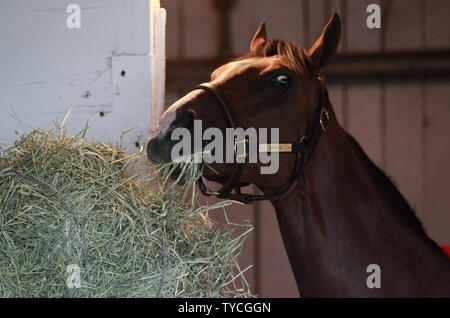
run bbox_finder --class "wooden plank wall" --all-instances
[0,0,166,153]
[161,0,450,297]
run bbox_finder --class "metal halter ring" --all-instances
[320,108,329,132]
[234,136,249,161]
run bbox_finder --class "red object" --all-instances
[440,245,450,258]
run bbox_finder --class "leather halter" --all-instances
[194,78,329,204]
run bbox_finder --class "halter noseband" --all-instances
[194,78,329,204]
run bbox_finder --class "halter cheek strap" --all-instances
[193,82,246,198]
[195,78,329,204]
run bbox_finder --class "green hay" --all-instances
[0,127,253,297]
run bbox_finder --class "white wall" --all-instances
[0,0,165,152]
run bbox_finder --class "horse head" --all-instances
[147,13,341,199]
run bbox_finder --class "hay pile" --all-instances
[0,127,252,297]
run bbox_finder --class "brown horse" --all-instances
[147,13,450,297]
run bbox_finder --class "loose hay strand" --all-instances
[0,126,254,298]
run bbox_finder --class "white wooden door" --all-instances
[0,0,166,152]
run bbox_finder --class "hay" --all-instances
[0,126,253,297]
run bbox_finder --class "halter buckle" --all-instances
[320,108,329,132]
[234,136,249,161]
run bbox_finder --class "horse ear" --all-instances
[308,12,341,71]
[250,22,267,52]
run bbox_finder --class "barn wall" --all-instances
[161,0,450,297]
[0,0,165,153]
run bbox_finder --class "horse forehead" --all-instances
[212,57,283,83]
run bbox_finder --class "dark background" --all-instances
[162,0,450,297]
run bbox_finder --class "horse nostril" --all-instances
[146,138,159,162]
[147,135,172,163]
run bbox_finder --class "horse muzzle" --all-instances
[146,133,172,163]
[146,109,196,164]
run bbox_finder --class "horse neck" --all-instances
[264,108,450,297]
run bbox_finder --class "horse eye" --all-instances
[273,75,291,89]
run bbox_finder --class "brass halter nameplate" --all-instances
[258,143,293,153]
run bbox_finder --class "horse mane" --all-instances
[236,39,315,77]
